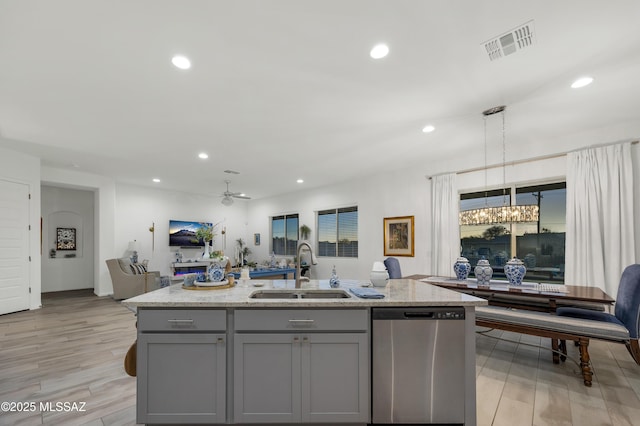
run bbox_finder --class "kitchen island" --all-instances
[123,278,486,425]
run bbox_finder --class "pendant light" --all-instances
[459,106,539,226]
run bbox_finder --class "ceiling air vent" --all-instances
[483,20,535,61]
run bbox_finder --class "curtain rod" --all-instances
[427,140,638,180]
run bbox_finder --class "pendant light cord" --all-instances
[502,109,507,206]
[484,115,488,206]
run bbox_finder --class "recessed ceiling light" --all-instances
[152,178,161,183]
[171,55,191,70]
[240,193,246,197]
[422,125,435,133]
[297,179,304,183]
[198,153,209,159]
[370,44,389,59]
[571,76,593,89]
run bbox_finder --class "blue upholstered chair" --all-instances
[384,257,402,279]
[557,264,640,365]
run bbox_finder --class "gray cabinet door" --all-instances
[233,333,301,423]
[137,333,226,424]
[234,333,369,424]
[301,333,369,423]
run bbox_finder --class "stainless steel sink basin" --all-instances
[298,290,351,299]
[249,289,351,299]
[249,290,299,299]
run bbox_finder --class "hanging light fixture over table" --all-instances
[458,106,539,226]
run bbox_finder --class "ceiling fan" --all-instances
[221,180,250,206]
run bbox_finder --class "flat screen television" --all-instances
[169,220,212,248]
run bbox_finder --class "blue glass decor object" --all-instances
[474,258,493,286]
[329,265,340,288]
[208,263,224,282]
[183,274,196,287]
[504,257,527,286]
[453,257,471,280]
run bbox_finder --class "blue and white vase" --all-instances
[474,258,493,286]
[524,253,536,268]
[504,257,526,286]
[453,257,471,280]
[329,265,340,288]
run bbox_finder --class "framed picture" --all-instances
[254,233,260,246]
[56,227,76,251]
[383,216,414,257]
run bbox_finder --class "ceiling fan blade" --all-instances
[222,180,249,200]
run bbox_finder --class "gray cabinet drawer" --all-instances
[234,309,368,332]
[138,308,226,332]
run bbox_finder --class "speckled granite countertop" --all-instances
[122,278,487,308]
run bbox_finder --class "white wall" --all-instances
[248,168,431,281]
[41,185,94,292]
[114,183,249,277]
[0,147,41,309]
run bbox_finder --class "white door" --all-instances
[0,180,30,315]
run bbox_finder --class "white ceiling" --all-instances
[1,0,639,200]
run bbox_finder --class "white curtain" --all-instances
[431,173,460,276]
[565,142,635,297]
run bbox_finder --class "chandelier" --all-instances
[458,106,539,226]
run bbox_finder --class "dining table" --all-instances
[407,275,615,313]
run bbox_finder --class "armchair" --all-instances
[106,258,161,300]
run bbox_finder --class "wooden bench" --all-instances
[475,305,638,387]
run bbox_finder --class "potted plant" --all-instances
[195,223,217,258]
[300,224,311,240]
[236,238,252,265]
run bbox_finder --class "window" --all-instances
[459,182,566,283]
[317,207,358,258]
[271,214,298,256]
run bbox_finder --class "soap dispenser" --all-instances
[329,265,340,288]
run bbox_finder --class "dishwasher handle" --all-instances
[403,311,434,319]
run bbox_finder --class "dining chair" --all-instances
[384,257,402,279]
[556,264,640,364]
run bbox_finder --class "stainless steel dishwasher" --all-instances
[371,307,466,425]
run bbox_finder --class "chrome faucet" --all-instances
[295,241,317,288]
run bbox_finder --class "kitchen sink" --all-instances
[249,289,351,299]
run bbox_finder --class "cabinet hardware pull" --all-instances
[167,319,194,324]
[302,337,309,342]
[217,337,224,343]
[288,319,314,323]
[293,337,299,342]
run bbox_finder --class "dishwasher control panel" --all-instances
[432,310,465,319]
[371,306,465,320]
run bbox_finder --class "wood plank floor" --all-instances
[0,290,639,425]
